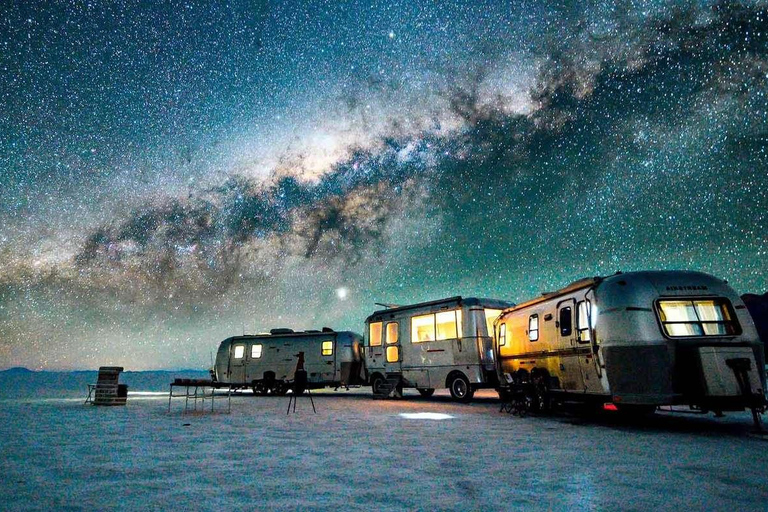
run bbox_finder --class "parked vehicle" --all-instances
[494,270,767,418]
[364,296,513,401]
[211,328,365,394]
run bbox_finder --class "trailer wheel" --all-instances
[371,374,386,397]
[448,374,474,402]
[273,382,289,396]
[528,373,550,413]
[252,381,268,396]
[417,388,435,398]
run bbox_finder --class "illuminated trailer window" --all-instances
[369,322,383,347]
[484,309,502,338]
[411,310,463,343]
[657,298,741,337]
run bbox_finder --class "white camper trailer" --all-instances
[495,270,767,416]
[212,328,365,394]
[364,296,513,401]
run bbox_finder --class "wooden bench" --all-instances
[85,366,128,406]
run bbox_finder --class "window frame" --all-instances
[233,344,245,359]
[386,322,399,344]
[251,344,263,359]
[655,297,741,338]
[411,309,463,343]
[369,321,383,347]
[321,340,334,356]
[577,300,591,343]
[498,322,507,347]
[484,309,503,338]
[559,306,573,337]
[528,314,539,342]
[411,313,436,343]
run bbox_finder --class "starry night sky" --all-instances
[1,1,766,370]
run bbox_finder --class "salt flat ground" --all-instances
[1,388,767,511]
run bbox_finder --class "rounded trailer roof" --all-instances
[502,270,734,313]
[366,296,514,322]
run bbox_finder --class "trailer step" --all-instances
[373,374,403,399]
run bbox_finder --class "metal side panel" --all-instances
[603,344,673,400]
[698,346,761,397]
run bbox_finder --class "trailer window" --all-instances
[559,307,572,336]
[528,315,539,341]
[233,345,245,359]
[657,299,740,337]
[412,314,436,342]
[484,309,502,338]
[498,323,507,346]
[386,322,399,344]
[577,301,591,342]
[369,322,383,347]
[436,310,461,340]
[251,344,263,359]
[321,341,333,356]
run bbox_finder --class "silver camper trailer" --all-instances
[495,270,767,418]
[212,328,365,394]
[364,296,513,401]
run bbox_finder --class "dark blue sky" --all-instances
[1,1,766,369]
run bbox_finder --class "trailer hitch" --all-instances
[726,357,766,433]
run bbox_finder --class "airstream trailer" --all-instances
[212,328,365,394]
[495,270,767,417]
[364,296,513,401]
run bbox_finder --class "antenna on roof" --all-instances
[375,302,401,309]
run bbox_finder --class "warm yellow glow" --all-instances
[658,299,734,336]
[369,322,383,346]
[412,314,435,342]
[484,309,502,338]
[528,315,539,341]
[386,322,399,344]
[322,340,333,356]
[386,346,399,363]
[577,301,591,341]
[412,310,462,342]
[436,310,459,340]
[499,323,506,346]
[233,345,245,359]
[251,344,263,359]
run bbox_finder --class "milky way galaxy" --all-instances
[1,1,767,370]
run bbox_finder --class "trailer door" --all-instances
[557,299,584,391]
[320,339,336,382]
[384,321,402,373]
[230,343,247,384]
[576,299,603,393]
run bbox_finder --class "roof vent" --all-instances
[270,328,294,335]
[321,327,335,333]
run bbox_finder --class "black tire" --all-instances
[371,375,386,397]
[527,374,550,413]
[448,374,474,402]
[417,388,435,398]
[252,382,268,396]
[273,382,289,396]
